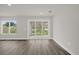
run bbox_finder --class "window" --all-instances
[30,21,48,36]
[1,20,16,34]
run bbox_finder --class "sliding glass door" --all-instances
[28,20,50,39]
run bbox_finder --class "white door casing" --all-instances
[27,19,50,39]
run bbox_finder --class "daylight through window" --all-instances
[30,21,48,36]
[1,20,16,34]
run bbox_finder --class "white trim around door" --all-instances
[27,19,50,39]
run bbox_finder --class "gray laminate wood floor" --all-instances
[0,39,70,55]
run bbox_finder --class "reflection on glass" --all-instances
[3,22,9,33]
[43,22,48,35]
[36,22,42,35]
[10,21,16,33]
[1,20,16,34]
[31,21,48,36]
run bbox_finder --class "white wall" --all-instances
[0,4,79,54]
[53,5,79,55]
[0,16,52,40]
[0,16,27,39]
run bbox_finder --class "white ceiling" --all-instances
[0,4,56,16]
[0,4,78,16]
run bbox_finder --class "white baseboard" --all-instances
[53,37,75,55]
[0,38,52,40]
[0,38,28,40]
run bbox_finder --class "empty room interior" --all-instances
[0,4,79,55]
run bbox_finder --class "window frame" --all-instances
[27,19,50,38]
[31,21,48,36]
[1,19,16,35]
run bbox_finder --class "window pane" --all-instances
[30,21,48,36]
[3,22,9,33]
[36,22,42,35]
[31,21,35,36]
[10,20,16,33]
[43,22,48,35]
